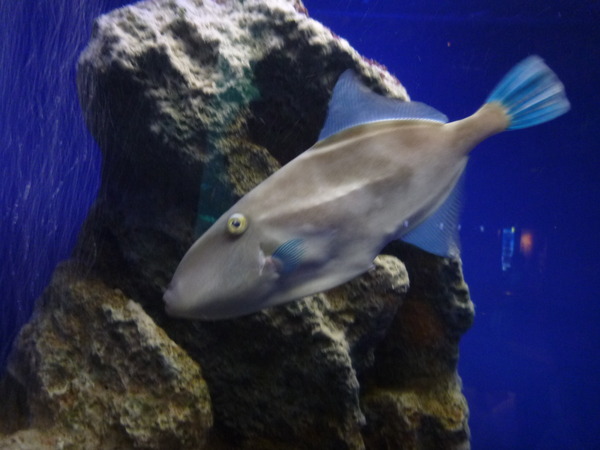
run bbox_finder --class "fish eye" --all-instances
[227,213,248,235]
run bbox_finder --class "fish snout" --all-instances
[163,280,215,320]
[163,283,190,318]
[162,284,177,315]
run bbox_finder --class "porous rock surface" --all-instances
[0,0,474,448]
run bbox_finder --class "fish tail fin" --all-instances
[486,55,570,130]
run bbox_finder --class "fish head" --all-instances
[164,210,289,320]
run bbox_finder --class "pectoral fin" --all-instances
[270,238,307,274]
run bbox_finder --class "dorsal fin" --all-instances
[318,70,448,140]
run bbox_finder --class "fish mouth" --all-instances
[163,286,178,316]
[163,282,241,321]
[163,284,194,318]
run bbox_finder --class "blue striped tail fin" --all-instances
[486,56,570,130]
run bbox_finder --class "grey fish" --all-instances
[164,56,569,320]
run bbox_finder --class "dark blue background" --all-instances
[1,1,599,448]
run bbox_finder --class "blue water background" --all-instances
[1,1,599,447]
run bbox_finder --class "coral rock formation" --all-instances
[1,0,474,448]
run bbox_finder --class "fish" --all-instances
[164,55,569,320]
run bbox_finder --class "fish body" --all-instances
[164,56,569,320]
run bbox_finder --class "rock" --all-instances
[168,254,409,449]
[361,243,474,449]
[1,0,474,448]
[1,263,212,448]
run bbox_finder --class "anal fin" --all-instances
[399,173,464,258]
